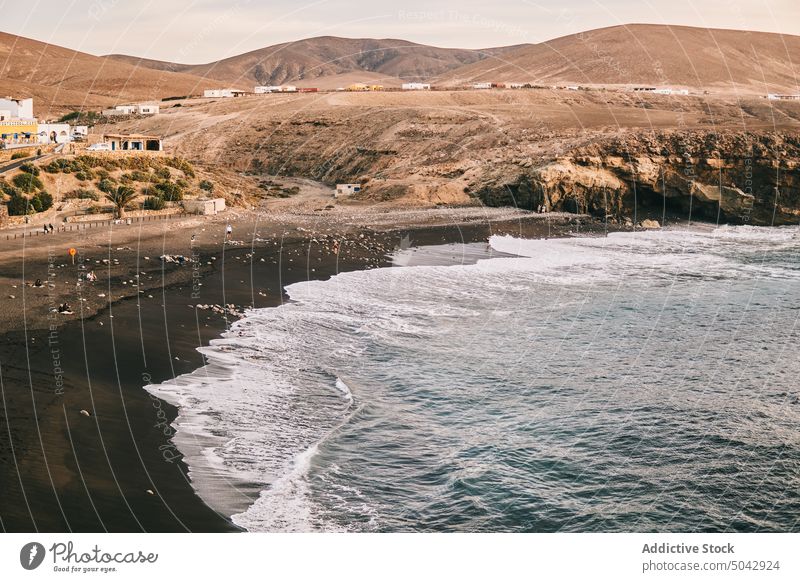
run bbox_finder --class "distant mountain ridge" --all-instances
[3,24,799,117]
[437,24,800,92]
[105,37,515,87]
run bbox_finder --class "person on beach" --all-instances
[57,302,72,314]
[226,224,233,240]
[33,279,43,287]
[49,223,55,233]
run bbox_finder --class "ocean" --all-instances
[146,225,800,532]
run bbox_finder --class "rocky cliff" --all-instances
[475,132,800,226]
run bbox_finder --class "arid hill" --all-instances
[440,24,800,94]
[103,88,800,225]
[0,31,212,118]
[106,37,496,87]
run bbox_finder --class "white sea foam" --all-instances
[145,226,800,531]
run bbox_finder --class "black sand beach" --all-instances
[0,211,609,532]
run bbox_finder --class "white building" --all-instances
[472,83,492,90]
[254,85,298,93]
[38,123,72,144]
[402,83,431,91]
[767,93,800,101]
[103,103,160,116]
[0,97,34,120]
[73,125,89,137]
[101,133,163,151]
[335,183,362,198]
[183,198,227,215]
[204,89,247,98]
[136,104,160,115]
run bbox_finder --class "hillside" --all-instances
[106,37,494,87]
[439,24,800,93]
[100,88,800,224]
[0,31,212,117]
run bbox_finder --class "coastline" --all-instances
[0,208,613,532]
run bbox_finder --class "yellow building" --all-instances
[0,120,39,148]
[345,83,384,92]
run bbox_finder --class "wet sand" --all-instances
[0,210,612,532]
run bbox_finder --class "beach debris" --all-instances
[160,254,191,265]
[195,303,247,319]
[640,219,661,229]
[79,409,91,417]
[8,295,15,299]
[146,489,155,495]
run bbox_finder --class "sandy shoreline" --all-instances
[0,207,613,532]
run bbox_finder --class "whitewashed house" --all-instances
[183,198,226,215]
[38,123,72,144]
[0,97,34,120]
[204,89,247,98]
[402,83,431,90]
[136,104,160,115]
[335,183,362,198]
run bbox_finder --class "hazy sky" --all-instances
[2,0,799,63]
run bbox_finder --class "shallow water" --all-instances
[147,225,800,532]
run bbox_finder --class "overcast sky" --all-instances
[2,0,798,63]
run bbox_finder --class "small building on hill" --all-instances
[0,97,34,120]
[101,133,163,151]
[335,183,362,198]
[38,123,71,144]
[183,198,226,215]
[767,93,800,101]
[402,83,431,90]
[0,120,38,147]
[204,89,247,98]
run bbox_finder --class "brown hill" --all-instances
[439,24,800,93]
[106,37,494,87]
[0,31,212,117]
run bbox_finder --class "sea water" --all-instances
[146,226,800,532]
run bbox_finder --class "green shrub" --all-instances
[143,196,165,210]
[74,170,94,181]
[65,188,99,201]
[97,178,117,193]
[155,166,171,180]
[165,157,195,178]
[10,152,27,160]
[6,191,32,215]
[155,181,183,201]
[34,191,54,212]
[12,173,43,193]
[129,170,151,182]
[58,111,81,122]
[199,180,214,193]
[19,163,40,176]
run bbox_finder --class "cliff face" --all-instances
[475,132,800,226]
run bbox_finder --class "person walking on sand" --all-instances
[226,224,233,240]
